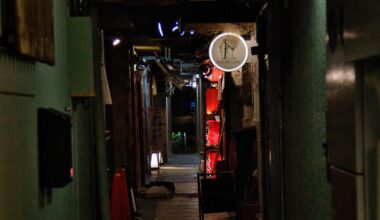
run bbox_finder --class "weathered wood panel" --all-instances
[12,0,55,64]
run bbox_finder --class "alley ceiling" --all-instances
[96,0,264,86]
[97,0,263,32]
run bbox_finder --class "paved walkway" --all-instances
[136,154,199,220]
[136,154,235,220]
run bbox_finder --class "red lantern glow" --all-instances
[206,88,218,114]
[207,67,223,82]
[206,120,220,146]
[206,151,222,175]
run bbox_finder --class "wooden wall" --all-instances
[105,40,145,189]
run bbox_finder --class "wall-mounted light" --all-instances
[150,152,160,169]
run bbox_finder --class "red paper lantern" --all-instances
[207,67,223,82]
[206,120,220,146]
[206,151,222,175]
[206,88,218,114]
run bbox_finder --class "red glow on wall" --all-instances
[206,120,220,146]
[207,67,223,82]
[206,88,218,114]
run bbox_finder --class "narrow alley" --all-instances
[137,154,236,220]
[0,0,380,220]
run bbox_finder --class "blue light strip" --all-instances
[172,26,179,32]
[157,22,164,37]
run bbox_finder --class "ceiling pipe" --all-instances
[152,53,186,89]
[133,45,161,51]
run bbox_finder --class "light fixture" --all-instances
[206,120,220,146]
[112,38,121,46]
[172,25,179,32]
[192,81,197,88]
[150,152,160,168]
[206,88,218,114]
[157,20,193,38]
[207,67,223,82]
[157,22,164,37]
[172,20,180,32]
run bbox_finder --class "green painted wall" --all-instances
[0,1,97,219]
[72,105,96,220]
[281,0,331,219]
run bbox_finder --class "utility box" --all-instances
[68,17,95,97]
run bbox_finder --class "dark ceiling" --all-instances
[96,0,265,85]
[97,0,263,33]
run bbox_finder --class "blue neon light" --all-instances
[157,22,164,37]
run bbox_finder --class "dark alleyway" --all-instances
[137,154,236,220]
[1,1,380,220]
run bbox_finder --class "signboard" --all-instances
[206,120,220,146]
[206,151,221,175]
[209,32,249,72]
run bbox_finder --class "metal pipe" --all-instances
[133,45,161,51]
[166,94,172,162]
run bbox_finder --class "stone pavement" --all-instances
[136,154,235,220]
[136,154,200,220]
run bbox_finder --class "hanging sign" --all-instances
[209,33,249,72]
[206,120,220,146]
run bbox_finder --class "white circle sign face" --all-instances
[209,33,249,72]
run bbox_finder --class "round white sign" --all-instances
[209,33,249,72]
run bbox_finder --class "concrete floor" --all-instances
[136,154,236,220]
